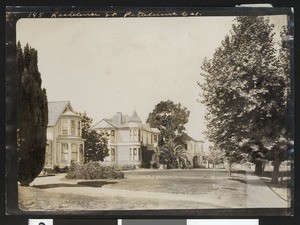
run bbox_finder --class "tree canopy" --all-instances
[81,113,109,162]
[199,16,291,182]
[17,42,48,186]
[146,100,190,146]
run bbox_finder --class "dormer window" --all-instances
[111,130,115,136]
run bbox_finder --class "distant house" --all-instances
[176,133,205,168]
[186,137,205,168]
[92,111,160,166]
[45,101,85,168]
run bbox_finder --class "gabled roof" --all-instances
[180,132,204,143]
[129,110,142,123]
[93,111,157,131]
[110,114,131,126]
[48,101,73,127]
[92,118,117,129]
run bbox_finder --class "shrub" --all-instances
[51,165,69,173]
[151,162,160,169]
[66,161,124,179]
[141,161,151,168]
[53,165,61,173]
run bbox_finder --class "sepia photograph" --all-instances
[6,7,293,215]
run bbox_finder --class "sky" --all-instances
[16,15,287,150]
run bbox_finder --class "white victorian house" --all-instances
[45,101,85,168]
[92,111,160,167]
[185,136,205,168]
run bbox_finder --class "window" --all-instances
[79,144,84,162]
[130,130,132,137]
[61,143,68,162]
[111,148,115,161]
[71,120,76,135]
[111,130,115,136]
[133,148,137,155]
[62,120,68,135]
[133,130,137,136]
[77,121,81,136]
[154,134,157,142]
[71,143,77,161]
[138,130,141,141]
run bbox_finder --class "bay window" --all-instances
[71,143,77,161]
[61,143,68,162]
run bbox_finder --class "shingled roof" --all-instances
[93,111,155,130]
[129,110,142,123]
[48,101,73,127]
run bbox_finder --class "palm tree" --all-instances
[159,141,190,169]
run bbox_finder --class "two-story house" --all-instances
[92,111,160,167]
[45,101,85,169]
[175,133,205,168]
[186,137,205,168]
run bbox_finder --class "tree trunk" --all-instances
[271,158,281,184]
[262,161,266,172]
[254,161,263,175]
[228,162,232,177]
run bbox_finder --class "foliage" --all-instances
[146,100,190,146]
[207,146,225,167]
[17,42,48,186]
[159,141,190,169]
[199,16,291,181]
[141,146,153,168]
[81,113,109,162]
[66,161,124,179]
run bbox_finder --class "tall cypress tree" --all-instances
[17,42,48,186]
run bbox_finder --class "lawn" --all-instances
[19,168,247,211]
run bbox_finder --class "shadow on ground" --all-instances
[33,181,118,189]
[78,181,117,187]
[262,170,290,178]
[228,177,246,184]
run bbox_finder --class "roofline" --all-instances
[48,101,76,127]
[92,118,117,128]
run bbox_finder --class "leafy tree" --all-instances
[81,113,109,162]
[146,100,190,146]
[159,141,190,169]
[207,146,225,168]
[267,26,293,183]
[199,16,290,180]
[17,42,48,186]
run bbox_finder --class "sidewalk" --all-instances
[245,169,288,208]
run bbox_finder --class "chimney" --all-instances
[116,112,122,125]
